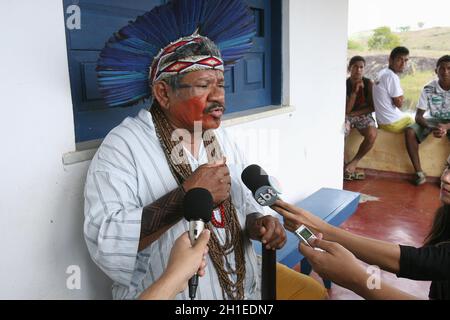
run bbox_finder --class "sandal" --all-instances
[344,171,354,181]
[353,171,365,180]
[344,171,365,181]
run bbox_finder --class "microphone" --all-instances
[241,164,282,300]
[241,164,282,206]
[183,188,213,300]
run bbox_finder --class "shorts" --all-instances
[378,116,415,134]
[408,118,450,143]
[345,113,376,136]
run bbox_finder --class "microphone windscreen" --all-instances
[241,164,270,194]
[183,188,213,222]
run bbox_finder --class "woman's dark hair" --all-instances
[348,55,366,68]
[424,204,450,246]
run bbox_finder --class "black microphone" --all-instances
[241,164,282,300]
[241,164,282,206]
[183,188,213,300]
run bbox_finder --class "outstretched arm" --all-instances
[300,238,420,300]
[272,200,401,273]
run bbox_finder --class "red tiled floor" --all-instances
[314,176,441,300]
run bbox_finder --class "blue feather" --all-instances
[97,0,256,107]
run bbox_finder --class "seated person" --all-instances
[344,56,377,180]
[372,46,414,134]
[405,55,450,185]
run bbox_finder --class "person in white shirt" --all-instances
[373,46,414,134]
[84,0,327,300]
[404,55,450,185]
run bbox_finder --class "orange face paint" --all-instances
[165,70,225,131]
[174,96,222,131]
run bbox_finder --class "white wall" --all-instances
[0,0,348,299]
[0,1,111,299]
[229,0,349,203]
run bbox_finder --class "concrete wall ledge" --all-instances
[345,128,450,178]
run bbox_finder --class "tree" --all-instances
[368,26,401,50]
[348,39,364,50]
[418,21,425,29]
[398,26,411,32]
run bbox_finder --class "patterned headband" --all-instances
[150,33,224,85]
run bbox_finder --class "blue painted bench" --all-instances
[253,187,360,289]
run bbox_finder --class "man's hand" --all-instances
[182,159,231,205]
[248,214,287,250]
[392,96,404,108]
[299,237,366,291]
[432,123,448,138]
[352,79,364,93]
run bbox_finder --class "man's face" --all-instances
[166,69,225,131]
[349,61,365,80]
[436,61,450,88]
[389,55,409,73]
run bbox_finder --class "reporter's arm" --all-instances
[273,200,401,273]
[139,230,210,300]
[326,226,401,274]
[139,271,183,300]
[300,239,420,300]
[349,273,421,300]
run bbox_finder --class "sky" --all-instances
[348,0,450,36]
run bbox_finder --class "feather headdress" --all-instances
[97,0,256,107]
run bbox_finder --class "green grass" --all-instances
[400,70,436,111]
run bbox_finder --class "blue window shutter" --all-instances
[63,0,281,142]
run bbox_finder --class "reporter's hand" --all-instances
[182,158,231,205]
[271,200,330,235]
[164,230,211,293]
[299,237,366,290]
[253,215,287,250]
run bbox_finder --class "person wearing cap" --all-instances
[272,153,450,300]
[84,0,326,300]
[404,55,450,185]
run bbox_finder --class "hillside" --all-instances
[348,26,450,57]
[399,27,450,51]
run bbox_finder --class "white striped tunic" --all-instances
[84,109,262,300]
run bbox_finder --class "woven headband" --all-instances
[150,33,224,84]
